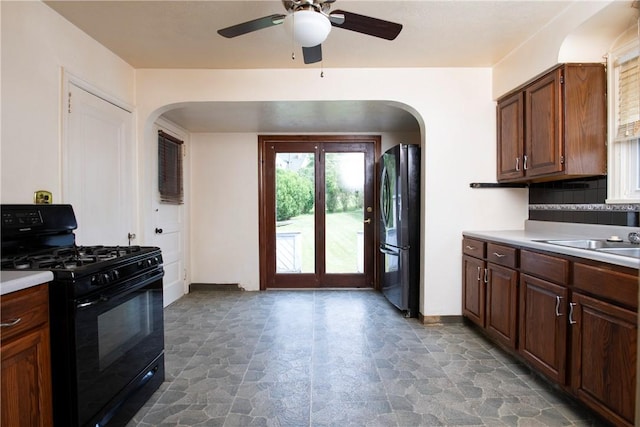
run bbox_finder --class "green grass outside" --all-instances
[276,209,364,273]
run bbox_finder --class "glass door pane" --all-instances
[325,152,365,273]
[275,152,315,274]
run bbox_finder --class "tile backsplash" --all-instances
[528,176,639,227]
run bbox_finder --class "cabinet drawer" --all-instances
[573,263,638,310]
[521,250,569,285]
[0,284,49,343]
[462,237,485,258]
[487,243,517,268]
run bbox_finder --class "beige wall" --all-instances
[492,0,623,99]
[189,131,420,290]
[1,1,135,203]
[136,67,529,312]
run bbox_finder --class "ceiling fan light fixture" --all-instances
[291,10,331,47]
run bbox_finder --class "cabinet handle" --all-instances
[483,268,488,284]
[569,302,577,325]
[0,318,21,327]
[555,296,563,317]
[523,155,528,170]
[465,245,476,250]
[492,252,505,258]
[515,157,520,172]
[477,266,481,281]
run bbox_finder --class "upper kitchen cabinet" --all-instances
[497,63,607,183]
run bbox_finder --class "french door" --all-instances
[259,135,379,289]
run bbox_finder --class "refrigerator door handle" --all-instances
[379,243,409,254]
[379,244,397,255]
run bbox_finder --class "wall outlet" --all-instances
[34,190,52,204]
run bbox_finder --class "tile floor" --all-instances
[128,290,604,426]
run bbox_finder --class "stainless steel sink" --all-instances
[540,239,637,249]
[538,239,640,259]
[596,247,640,259]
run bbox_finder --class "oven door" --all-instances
[73,270,164,426]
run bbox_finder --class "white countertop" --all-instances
[0,271,54,296]
[464,220,640,270]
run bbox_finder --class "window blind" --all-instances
[158,130,184,204]
[616,52,640,141]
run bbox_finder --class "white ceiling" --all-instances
[45,0,579,69]
[44,0,636,133]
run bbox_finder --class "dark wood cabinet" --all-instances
[497,63,606,183]
[1,284,53,427]
[485,263,518,349]
[570,292,636,427]
[519,273,569,384]
[462,254,485,327]
[497,91,524,180]
[519,250,570,384]
[485,243,518,349]
[461,238,518,349]
[462,237,638,427]
[570,262,638,427]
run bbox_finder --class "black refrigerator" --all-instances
[379,144,420,317]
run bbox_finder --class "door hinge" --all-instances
[560,155,564,164]
[68,91,72,113]
[559,75,564,84]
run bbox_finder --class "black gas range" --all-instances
[1,204,165,427]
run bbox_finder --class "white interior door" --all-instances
[64,83,135,246]
[152,120,187,306]
[152,200,185,305]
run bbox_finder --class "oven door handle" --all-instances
[77,295,108,309]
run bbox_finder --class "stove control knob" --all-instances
[95,273,110,285]
[110,270,120,281]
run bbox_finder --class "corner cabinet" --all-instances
[1,284,53,427]
[497,63,606,183]
[461,236,637,427]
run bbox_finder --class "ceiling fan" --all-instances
[217,0,403,64]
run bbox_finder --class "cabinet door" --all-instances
[496,91,524,181]
[524,69,564,178]
[519,273,568,384]
[462,255,485,327]
[571,292,636,427]
[485,263,518,349]
[1,326,53,427]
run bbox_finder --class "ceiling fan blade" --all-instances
[303,45,322,64]
[331,10,402,40]
[217,14,286,38]
[328,13,345,25]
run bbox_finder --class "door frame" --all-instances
[258,135,381,290]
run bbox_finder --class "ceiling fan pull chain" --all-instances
[320,60,324,78]
[291,12,296,61]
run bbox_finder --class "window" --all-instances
[158,130,184,204]
[607,37,640,203]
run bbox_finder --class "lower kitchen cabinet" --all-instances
[519,249,570,384]
[461,236,638,427]
[0,284,53,427]
[519,273,569,383]
[485,262,518,349]
[570,292,637,427]
[462,254,486,326]
[461,238,518,349]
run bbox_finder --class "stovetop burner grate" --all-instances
[1,244,156,272]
